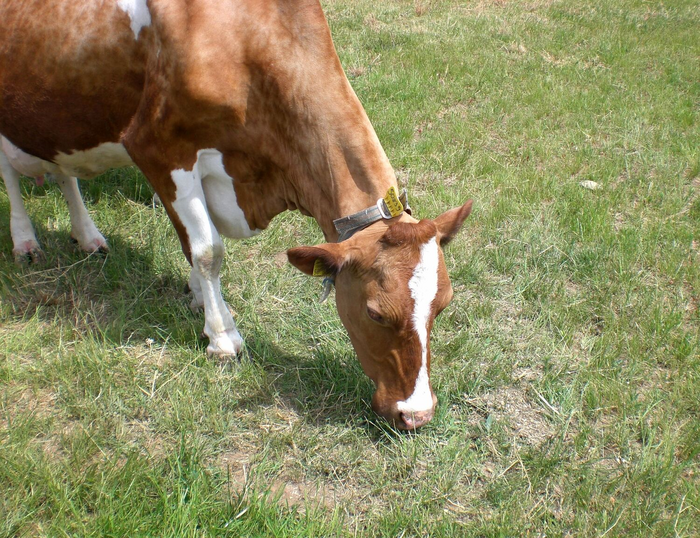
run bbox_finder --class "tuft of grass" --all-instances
[2,0,699,535]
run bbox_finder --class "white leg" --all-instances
[53,174,108,253]
[0,149,43,263]
[170,169,243,357]
[188,267,205,312]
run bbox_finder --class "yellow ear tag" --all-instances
[313,258,331,277]
[383,186,404,218]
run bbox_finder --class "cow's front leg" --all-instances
[53,174,108,253]
[0,149,43,263]
[167,170,243,358]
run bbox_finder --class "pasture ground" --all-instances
[1,0,698,536]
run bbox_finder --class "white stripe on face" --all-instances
[396,236,439,414]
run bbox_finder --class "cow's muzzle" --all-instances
[372,391,438,430]
[398,408,435,430]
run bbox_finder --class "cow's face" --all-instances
[288,201,471,429]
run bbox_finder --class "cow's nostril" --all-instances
[399,410,432,430]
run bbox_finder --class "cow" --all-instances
[0,0,472,430]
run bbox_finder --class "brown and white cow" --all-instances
[0,0,471,429]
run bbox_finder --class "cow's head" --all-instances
[287,201,472,429]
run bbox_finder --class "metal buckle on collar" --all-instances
[376,197,392,219]
[333,188,411,242]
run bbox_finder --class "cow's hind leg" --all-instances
[0,149,43,263]
[187,268,205,312]
[53,174,108,253]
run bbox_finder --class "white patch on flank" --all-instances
[1,137,49,177]
[2,137,133,180]
[195,149,260,239]
[53,143,134,179]
[117,0,152,39]
[397,236,439,414]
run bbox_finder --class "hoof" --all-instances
[207,350,240,363]
[13,243,45,265]
[206,330,244,360]
[71,235,109,255]
[206,343,243,360]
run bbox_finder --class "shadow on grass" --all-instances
[238,328,416,441]
[0,172,406,435]
[0,214,200,364]
[244,329,374,418]
[0,241,396,436]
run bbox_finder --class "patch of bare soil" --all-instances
[220,449,254,490]
[0,383,79,460]
[681,466,697,485]
[0,384,62,427]
[119,419,170,458]
[484,387,554,446]
[217,436,376,518]
[270,479,339,511]
[219,447,341,512]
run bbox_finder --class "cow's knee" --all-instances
[189,239,243,357]
[191,240,224,280]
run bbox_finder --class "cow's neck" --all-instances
[228,83,398,243]
[286,125,397,242]
[301,119,398,242]
[215,0,399,242]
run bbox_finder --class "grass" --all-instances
[1,0,698,535]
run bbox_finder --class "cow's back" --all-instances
[0,0,149,161]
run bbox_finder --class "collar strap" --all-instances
[333,187,411,242]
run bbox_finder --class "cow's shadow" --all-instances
[0,172,194,348]
[0,245,378,430]
[239,327,381,429]
[0,173,393,435]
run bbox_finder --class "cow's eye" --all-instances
[366,307,385,324]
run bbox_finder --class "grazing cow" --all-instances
[0,0,472,429]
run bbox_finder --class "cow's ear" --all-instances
[434,200,473,246]
[287,243,347,277]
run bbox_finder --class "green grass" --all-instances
[1,0,698,535]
